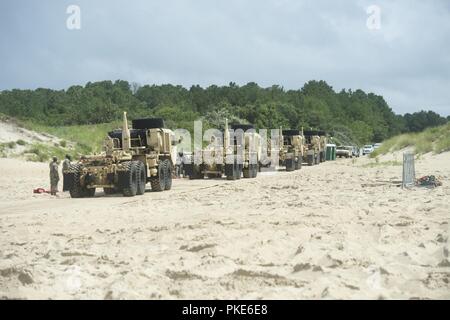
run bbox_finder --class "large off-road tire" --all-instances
[315,153,320,165]
[321,151,326,162]
[164,159,172,190]
[120,161,139,197]
[236,164,242,180]
[285,154,295,172]
[189,165,204,180]
[254,164,259,178]
[207,173,221,179]
[307,154,314,166]
[243,165,251,178]
[68,164,85,198]
[136,161,146,195]
[225,163,235,180]
[226,162,241,180]
[243,164,257,178]
[103,187,117,195]
[150,161,166,191]
[85,188,96,197]
[132,118,165,130]
[249,163,258,178]
[183,163,193,178]
[295,157,302,170]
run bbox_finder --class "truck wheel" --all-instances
[243,165,250,178]
[296,158,302,170]
[252,164,258,178]
[183,163,193,177]
[136,161,146,195]
[150,161,166,192]
[68,164,86,198]
[85,188,96,197]
[243,164,257,178]
[307,154,314,166]
[121,161,138,197]
[235,164,242,180]
[226,162,238,180]
[103,188,116,195]
[164,159,172,190]
[189,165,204,180]
[285,154,295,172]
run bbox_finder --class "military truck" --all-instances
[279,129,304,171]
[66,112,177,198]
[318,130,327,163]
[185,120,261,180]
[303,130,323,166]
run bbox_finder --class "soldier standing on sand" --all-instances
[49,157,59,196]
[62,154,71,192]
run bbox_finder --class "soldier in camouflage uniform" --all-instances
[62,154,71,191]
[49,157,59,196]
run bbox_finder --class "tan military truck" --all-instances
[66,112,177,198]
[318,130,327,163]
[185,120,261,180]
[280,129,304,171]
[303,130,321,166]
[236,124,262,178]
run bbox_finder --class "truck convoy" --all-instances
[65,112,177,198]
[65,113,330,197]
[184,120,262,180]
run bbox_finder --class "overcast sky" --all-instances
[0,0,449,115]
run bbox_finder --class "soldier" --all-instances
[49,156,59,196]
[176,150,184,178]
[62,154,71,192]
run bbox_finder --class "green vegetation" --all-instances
[7,141,16,149]
[361,160,402,168]
[19,120,121,154]
[0,141,16,151]
[371,123,450,157]
[21,141,91,162]
[16,139,27,146]
[0,141,18,157]
[403,111,448,133]
[23,143,64,162]
[2,80,446,146]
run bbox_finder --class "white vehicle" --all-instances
[362,145,374,155]
[336,146,353,158]
[373,143,382,149]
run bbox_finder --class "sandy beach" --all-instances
[0,152,449,299]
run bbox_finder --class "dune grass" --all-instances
[20,120,121,154]
[371,123,450,158]
[0,115,121,161]
[22,143,67,162]
[361,160,402,168]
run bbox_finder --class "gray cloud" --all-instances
[0,0,449,115]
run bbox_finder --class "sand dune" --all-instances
[0,153,449,299]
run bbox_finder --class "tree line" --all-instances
[0,80,447,145]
